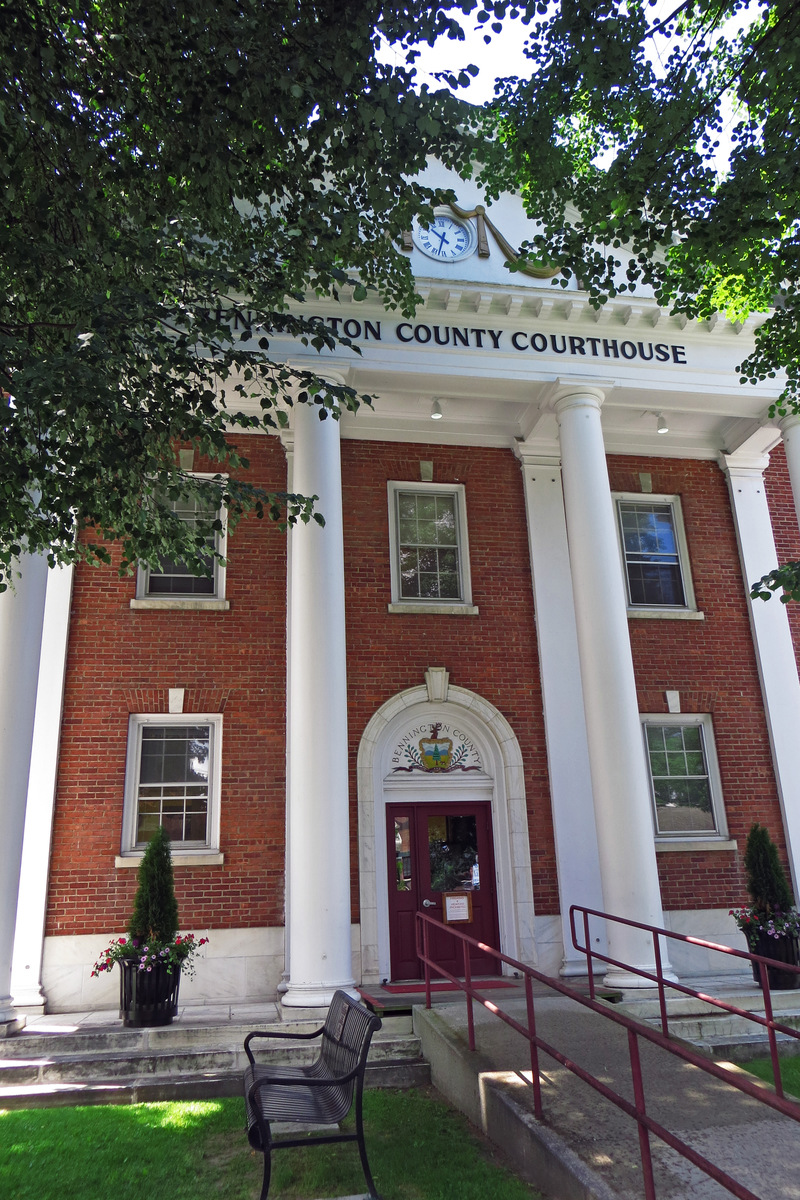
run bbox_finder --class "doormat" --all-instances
[380,980,516,994]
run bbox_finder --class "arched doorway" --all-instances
[357,669,536,984]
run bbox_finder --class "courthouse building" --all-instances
[7,162,800,1013]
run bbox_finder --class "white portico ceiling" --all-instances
[316,288,783,462]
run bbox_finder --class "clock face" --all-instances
[413,214,476,263]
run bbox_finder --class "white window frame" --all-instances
[132,475,228,610]
[119,713,223,862]
[613,493,701,619]
[640,713,729,844]
[387,481,478,615]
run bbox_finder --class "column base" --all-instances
[560,958,605,977]
[281,979,359,1009]
[0,1015,26,1037]
[603,966,678,989]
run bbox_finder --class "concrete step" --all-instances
[0,1012,414,1059]
[0,1012,429,1110]
[608,978,800,1059]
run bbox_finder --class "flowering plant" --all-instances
[729,907,800,950]
[730,823,800,950]
[92,932,208,979]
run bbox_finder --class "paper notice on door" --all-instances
[443,891,472,924]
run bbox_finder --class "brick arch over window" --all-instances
[356,677,536,983]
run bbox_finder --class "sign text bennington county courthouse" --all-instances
[306,316,690,364]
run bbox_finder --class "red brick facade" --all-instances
[45,435,799,939]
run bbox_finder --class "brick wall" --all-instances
[340,441,555,917]
[609,455,783,910]
[46,435,795,940]
[46,435,289,936]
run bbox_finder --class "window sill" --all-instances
[655,838,737,853]
[115,852,224,868]
[130,599,230,611]
[628,608,704,621]
[387,603,479,616]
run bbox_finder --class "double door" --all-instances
[387,800,500,981]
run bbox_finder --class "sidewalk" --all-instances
[414,987,800,1200]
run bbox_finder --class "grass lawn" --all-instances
[0,1088,543,1200]
[744,1053,800,1099]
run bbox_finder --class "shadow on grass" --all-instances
[0,1089,542,1200]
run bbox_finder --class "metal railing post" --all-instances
[628,1028,657,1200]
[525,971,544,1120]
[653,932,669,1039]
[583,908,595,999]
[758,959,784,1099]
[424,917,432,1010]
[463,935,475,1051]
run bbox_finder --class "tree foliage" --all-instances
[479,0,800,597]
[0,0,498,589]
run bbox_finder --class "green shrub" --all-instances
[128,825,179,943]
[744,823,794,916]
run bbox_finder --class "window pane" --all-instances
[396,490,462,601]
[682,726,702,751]
[427,814,479,893]
[646,723,717,836]
[618,501,686,607]
[135,724,211,846]
[394,816,412,891]
[146,493,218,597]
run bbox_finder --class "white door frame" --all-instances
[356,676,536,983]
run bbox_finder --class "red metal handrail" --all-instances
[415,910,800,1200]
[569,903,800,1100]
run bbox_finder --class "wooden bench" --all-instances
[243,990,383,1200]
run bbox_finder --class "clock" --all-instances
[412,213,477,263]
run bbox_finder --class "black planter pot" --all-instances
[750,931,800,990]
[119,959,182,1026]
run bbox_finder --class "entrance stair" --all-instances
[0,1003,429,1110]
[610,972,800,1061]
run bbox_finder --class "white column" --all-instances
[516,451,607,974]
[282,401,356,1007]
[12,564,74,1010]
[780,415,800,531]
[0,554,49,1030]
[722,451,800,895]
[277,429,294,998]
[554,387,670,987]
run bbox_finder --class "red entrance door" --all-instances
[387,801,500,980]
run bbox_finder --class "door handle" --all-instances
[422,899,436,908]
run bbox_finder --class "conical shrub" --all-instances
[744,823,794,917]
[128,825,179,943]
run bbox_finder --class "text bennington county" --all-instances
[307,317,689,364]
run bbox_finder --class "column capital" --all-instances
[779,412,800,435]
[719,451,770,479]
[512,447,562,472]
[540,378,613,417]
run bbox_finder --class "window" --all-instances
[134,483,227,604]
[641,715,726,839]
[614,495,696,613]
[387,482,476,612]
[121,714,222,857]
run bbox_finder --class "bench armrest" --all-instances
[247,1063,360,1105]
[244,1025,324,1064]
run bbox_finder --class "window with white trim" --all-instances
[641,714,727,839]
[122,714,222,856]
[136,484,226,600]
[614,495,696,612]
[388,482,474,608]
